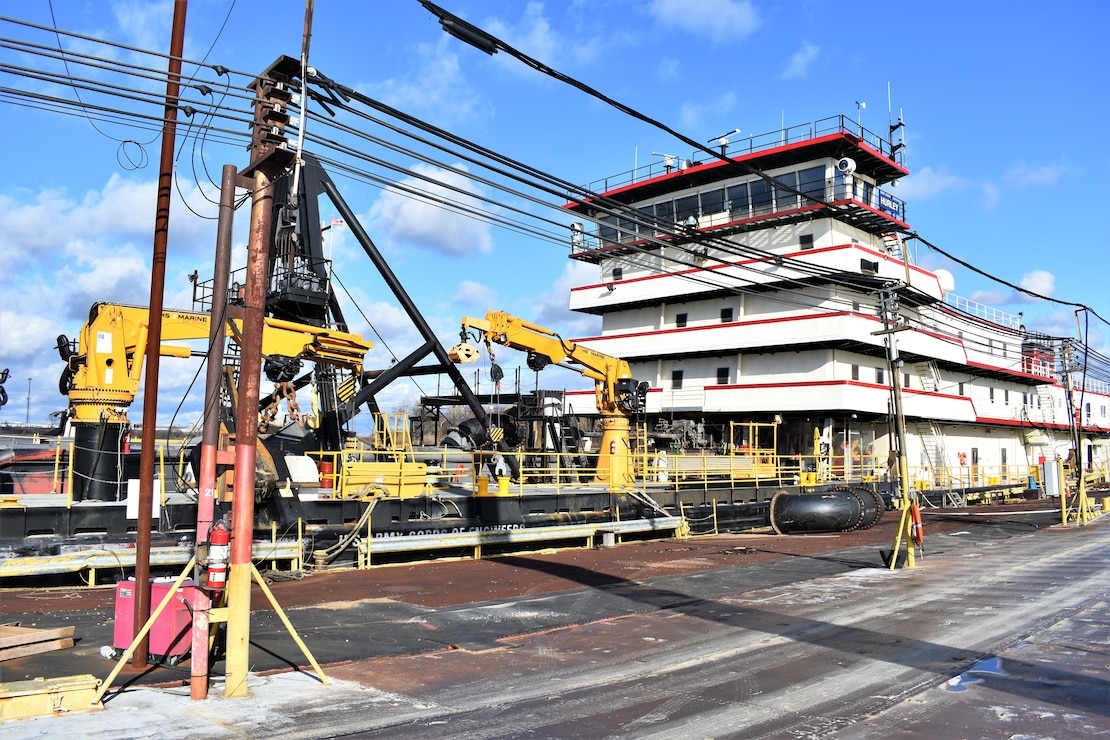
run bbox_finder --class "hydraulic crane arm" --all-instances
[58,302,371,424]
[453,310,644,418]
[450,310,645,490]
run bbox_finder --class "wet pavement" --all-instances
[2,502,1108,738]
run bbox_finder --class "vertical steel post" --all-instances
[132,0,187,668]
[878,288,915,569]
[224,169,272,698]
[189,163,237,700]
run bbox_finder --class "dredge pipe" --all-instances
[769,487,883,535]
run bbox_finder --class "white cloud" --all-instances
[781,43,819,79]
[368,163,494,257]
[363,38,492,127]
[1017,269,1055,300]
[892,166,969,201]
[485,2,603,70]
[657,57,680,81]
[453,280,497,308]
[967,289,1010,307]
[0,175,153,264]
[0,311,62,361]
[112,0,172,55]
[1003,161,1069,189]
[980,182,1000,211]
[678,91,737,132]
[648,0,760,43]
[532,260,603,338]
[59,241,152,318]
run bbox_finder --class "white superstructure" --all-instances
[563,115,1109,488]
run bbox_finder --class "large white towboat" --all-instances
[562,114,1110,500]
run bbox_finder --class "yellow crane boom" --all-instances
[451,310,645,490]
[59,302,371,425]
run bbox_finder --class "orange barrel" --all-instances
[318,460,334,489]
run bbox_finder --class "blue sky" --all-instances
[1,0,1107,430]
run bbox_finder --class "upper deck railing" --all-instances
[584,114,904,195]
[943,293,1022,330]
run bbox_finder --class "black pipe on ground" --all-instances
[769,486,883,534]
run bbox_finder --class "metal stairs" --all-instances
[1035,384,1057,425]
[881,232,904,260]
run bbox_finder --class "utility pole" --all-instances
[1059,339,1091,525]
[223,39,306,698]
[132,0,187,669]
[874,286,917,568]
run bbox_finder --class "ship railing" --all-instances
[944,293,1022,330]
[581,114,904,195]
[41,437,189,508]
[905,462,1042,505]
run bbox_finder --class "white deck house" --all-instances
[562,116,1109,486]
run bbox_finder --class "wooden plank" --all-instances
[0,638,75,662]
[0,625,75,649]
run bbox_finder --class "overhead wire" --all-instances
[3,13,1106,400]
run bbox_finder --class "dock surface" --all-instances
[3,503,1108,738]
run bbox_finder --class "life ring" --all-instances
[910,503,924,546]
[957,451,968,466]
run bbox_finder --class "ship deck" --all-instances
[3,500,1107,737]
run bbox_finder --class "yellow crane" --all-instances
[450,310,646,491]
[58,302,371,427]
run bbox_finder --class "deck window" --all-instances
[750,179,773,216]
[857,179,874,207]
[597,214,617,246]
[671,370,684,389]
[798,165,826,203]
[721,307,733,323]
[800,234,814,250]
[675,194,699,224]
[851,365,860,381]
[876,367,885,385]
[700,188,725,216]
[612,267,622,281]
[676,312,687,328]
[716,367,730,385]
[654,200,674,228]
[727,182,750,219]
[618,214,638,240]
[774,171,799,211]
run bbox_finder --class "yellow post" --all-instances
[158,443,166,508]
[887,453,916,570]
[224,560,252,698]
[66,441,75,508]
[52,435,63,493]
[1059,457,1069,527]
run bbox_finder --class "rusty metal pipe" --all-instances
[132,0,187,669]
[189,163,237,701]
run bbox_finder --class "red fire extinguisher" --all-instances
[204,520,231,591]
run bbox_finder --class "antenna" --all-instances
[651,151,678,172]
[855,100,866,130]
[706,128,741,155]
